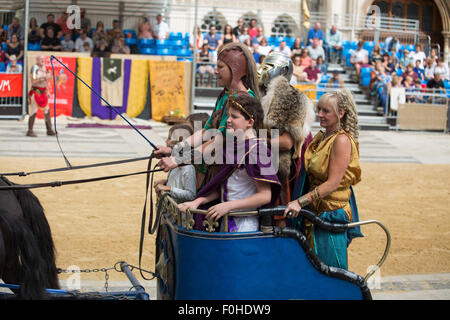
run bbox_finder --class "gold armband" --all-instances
[297,195,310,207]
[310,187,321,202]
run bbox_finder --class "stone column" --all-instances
[442,31,450,64]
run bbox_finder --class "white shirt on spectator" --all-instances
[258,45,273,57]
[307,45,325,60]
[351,49,369,63]
[75,36,93,52]
[433,64,450,81]
[408,51,427,69]
[154,21,169,39]
[61,39,74,52]
[274,45,291,57]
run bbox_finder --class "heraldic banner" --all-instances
[77,57,148,120]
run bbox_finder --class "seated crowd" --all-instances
[195,20,346,87]
[350,36,449,115]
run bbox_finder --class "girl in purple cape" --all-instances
[178,94,281,232]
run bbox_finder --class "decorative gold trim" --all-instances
[203,217,219,233]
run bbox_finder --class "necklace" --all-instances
[320,128,339,143]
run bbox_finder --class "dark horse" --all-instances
[0,176,59,299]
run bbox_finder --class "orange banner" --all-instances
[0,73,23,97]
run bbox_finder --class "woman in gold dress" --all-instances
[284,89,363,270]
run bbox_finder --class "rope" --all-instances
[0,155,154,177]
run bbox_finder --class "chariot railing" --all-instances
[157,192,390,284]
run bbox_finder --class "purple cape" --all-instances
[194,137,281,231]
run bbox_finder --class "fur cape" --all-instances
[261,76,315,182]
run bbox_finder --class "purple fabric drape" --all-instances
[91,57,131,119]
[193,137,281,231]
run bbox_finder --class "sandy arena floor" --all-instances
[1,157,449,283]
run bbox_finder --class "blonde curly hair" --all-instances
[316,88,359,141]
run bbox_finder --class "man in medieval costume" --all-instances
[257,51,316,225]
[27,55,55,137]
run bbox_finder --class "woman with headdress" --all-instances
[284,89,363,270]
[156,42,260,182]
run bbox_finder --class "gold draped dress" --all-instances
[303,129,361,247]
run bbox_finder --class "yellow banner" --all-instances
[148,60,186,121]
[294,83,317,101]
[126,59,148,118]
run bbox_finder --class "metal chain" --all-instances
[56,262,160,292]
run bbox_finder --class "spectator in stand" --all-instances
[74,28,93,53]
[410,78,425,104]
[190,26,204,51]
[61,32,75,52]
[111,36,130,54]
[404,76,415,102]
[257,37,272,56]
[204,24,221,52]
[138,14,153,39]
[350,41,369,83]
[220,24,236,45]
[197,43,214,87]
[413,59,425,81]
[152,14,169,40]
[304,59,322,84]
[426,72,446,102]
[299,48,312,69]
[307,22,323,47]
[424,57,435,81]
[56,11,71,37]
[6,55,22,73]
[385,36,401,52]
[0,25,7,44]
[40,14,61,40]
[371,62,391,96]
[389,46,400,65]
[369,43,383,67]
[307,37,325,61]
[41,27,62,51]
[325,25,343,63]
[429,48,438,66]
[248,19,258,41]
[385,53,397,76]
[233,18,244,38]
[80,8,92,35]
[408,44,426,69]
[107,20,123,42]
[238,26,251,44]
[316,56,327,74]
[433,58,449,81]
[328,70,344,88]
[290,37,302,57]
[7,17,24,45]
[5,33,23,63]
[381,52,391,73]
[92,21,108,43]
[28,17,41,44]
[401,63,419,84]
[274,40,291,57]
[253,27,265,45]
[93,35,110,57]
[291,54,307,84]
